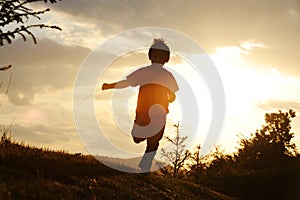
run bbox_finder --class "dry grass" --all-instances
[0,134,235,200]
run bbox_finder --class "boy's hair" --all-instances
[148,39,170,64]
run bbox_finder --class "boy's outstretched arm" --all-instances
[102,80,131,90]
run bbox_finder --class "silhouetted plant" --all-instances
[236,109,297,170]
[187,145,207,184]
[0,0,62,46]
[0,125,12,146]
[204,146,236,177]
[158,123,191,178]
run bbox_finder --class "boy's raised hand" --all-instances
[102,83,111,90]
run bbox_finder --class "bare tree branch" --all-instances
[160,123,191,178]
[0,65,12,71]
[0,0,62,46]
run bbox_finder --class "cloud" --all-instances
[0,94,87,152]
[240,41,266,51]
[0,38,90,66]
[12,123,67,143]
[45,0,300,77]
[257,99,300,112]
[0,38,90,105]
[11,122,86,152]
[49,1,300,44]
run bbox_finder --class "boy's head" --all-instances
[148,39,170,64]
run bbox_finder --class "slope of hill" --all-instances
[0,137,236,200]
[95,155,163,172]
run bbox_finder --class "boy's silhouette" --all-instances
[102,39,179,172]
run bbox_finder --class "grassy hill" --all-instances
[95,155,163,172]
[0,136,236,200]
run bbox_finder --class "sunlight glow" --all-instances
[240,41,266,51]
[210,44,300,153]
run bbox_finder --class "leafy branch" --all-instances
[0,0,62,46]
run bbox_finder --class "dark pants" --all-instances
[132,112,166,172]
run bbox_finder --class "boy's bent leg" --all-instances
[131,113,150,144]
[145,125,165,152]
[138,126,165,172]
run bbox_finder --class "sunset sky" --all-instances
[0,0,300,157]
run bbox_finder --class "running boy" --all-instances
[102,39,179,172]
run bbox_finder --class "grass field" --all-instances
[0,136,236,200]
